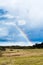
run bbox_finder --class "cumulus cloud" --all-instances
[0,27,8,37]
[4,22,16,26]
[18,20,26,25]
[3,14,14,19]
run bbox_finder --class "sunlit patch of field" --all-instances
[0,49,43,65]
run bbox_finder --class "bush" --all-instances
[0,50,3,57]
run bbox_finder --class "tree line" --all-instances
[0,42,43,51]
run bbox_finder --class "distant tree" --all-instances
[0,46,6,51]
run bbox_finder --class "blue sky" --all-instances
[0,0,43,46]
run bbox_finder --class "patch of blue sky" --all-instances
[0,9,7,15]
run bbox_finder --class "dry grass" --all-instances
[0,49,43,65]
[3,49,43,57]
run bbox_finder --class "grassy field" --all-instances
[0,49,43,65]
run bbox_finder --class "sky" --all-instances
[0,0,43,46]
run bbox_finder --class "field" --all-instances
[0,49,43,65]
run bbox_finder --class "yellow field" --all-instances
[0,49,43,65]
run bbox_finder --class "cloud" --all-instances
[4,22,15,26]
[0,42,33,46]
[0,8,14,19]
[0,9,7,15]
[0,21,29,42]
[18,20,26,26]
[0,0,43,42]
[3,14,14,19]
[0,0,16,8]
[0,27,8,37]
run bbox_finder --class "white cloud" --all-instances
[4,22,16,26]
[18,20,26,25]
[0,0,43,29]
[0,27,8,37]
[0,42,33,46]
[3,14,14,18]
[0,0,16,7]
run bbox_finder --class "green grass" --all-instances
[0,49,43,65]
